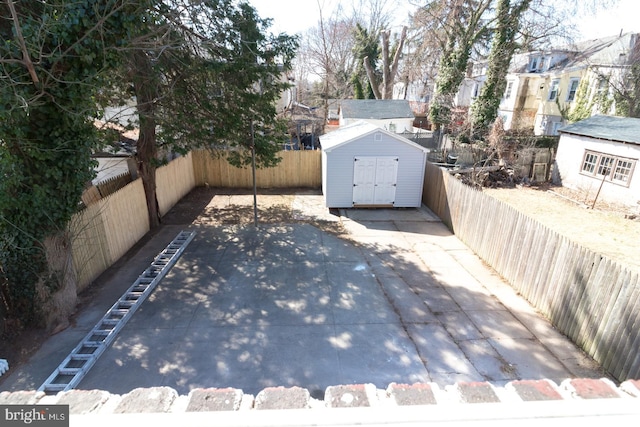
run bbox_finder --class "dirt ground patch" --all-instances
[162,187,346,235]
[483,184,640,271]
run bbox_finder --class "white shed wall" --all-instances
[340,118,415,133]
[323,132,426,208]
[555,134,640,207]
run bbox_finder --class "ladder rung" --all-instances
[43,384,67,392]
[58,368,81,376]
[70,354,93,361]
[38,230,196,394]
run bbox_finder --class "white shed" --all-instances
[321,121,428,208]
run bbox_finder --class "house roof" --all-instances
[506,32,638,74]
[320,120,428,153]
[339,99,414,120]
[558,115,640,145]
[562,32,637,70]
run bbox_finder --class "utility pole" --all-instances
[251,120,258,227]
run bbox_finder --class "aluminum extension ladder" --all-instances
[38,230,196,394]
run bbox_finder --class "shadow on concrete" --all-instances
[0,190,605,398]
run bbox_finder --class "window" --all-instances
[548,79,560,101]
[597,77,608,96]
[538,57,546,71]
[566,78,580,102]
[581,150,637,186]
[504,81,514,99]
[597,155,615,176]
[529,57,539,71]
[472,83,480,98]
[582,152,598,174]
[614,159,634,183]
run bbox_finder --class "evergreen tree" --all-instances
[101,0,298,228]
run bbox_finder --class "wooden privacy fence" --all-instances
[69,150,322,290]
[192,149,322,188]
[69,154,195,290]
[156,152,196,216]
[422,161,640,381]
[70,179,150,291]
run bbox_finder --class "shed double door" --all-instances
[353,156,398,205]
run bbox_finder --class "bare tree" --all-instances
[363,26,408,99]
[300,2,358,123]
[613,37,640,118]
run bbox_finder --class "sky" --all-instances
[248,0,640,41]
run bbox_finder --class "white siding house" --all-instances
[338,99,415,133]
[554,115,640,208]
[321,121,428,208]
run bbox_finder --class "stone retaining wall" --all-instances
[1,379,639,414]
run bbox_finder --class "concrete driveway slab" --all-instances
[0,193,608,398]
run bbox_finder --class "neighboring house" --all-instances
[533,33,639,136]
[459,32,639,136]
[321,121,428,208]
[338,99,415,133]
[92,121,138,185]
[93,152,137,185]
[554,115,640,208]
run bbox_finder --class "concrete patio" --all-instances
[0,193,606,398]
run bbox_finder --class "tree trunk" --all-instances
[365,27,407,100]
[131,50,161,229]
[382,27,407,100]
[363,56,382,99]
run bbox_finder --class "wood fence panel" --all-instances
[97,172,132,198]
[565,251,601,345]
[584,258,620,356]
[157,153,196,216]
[545,239,578,320]
[614,274,640,378]
[536,225,559,310]
[70,179,149,291]
[101,179,150,264]
[192,149,321,188]
[421,161,640,382]
[591,264,626,362]
[578,257,612,354]
[600,270,636,370]
[615,275,640,378]
[69,202,111,292]
[512,215,533,302]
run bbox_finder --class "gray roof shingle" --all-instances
[339,99,414,120]
[558,115,640,145]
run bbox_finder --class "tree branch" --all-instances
[6,0,39,85]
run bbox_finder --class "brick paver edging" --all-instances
[1,378,640,415]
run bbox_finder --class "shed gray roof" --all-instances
[339,99,414,120]
[558,115,640,145]
[320,120,427,153]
